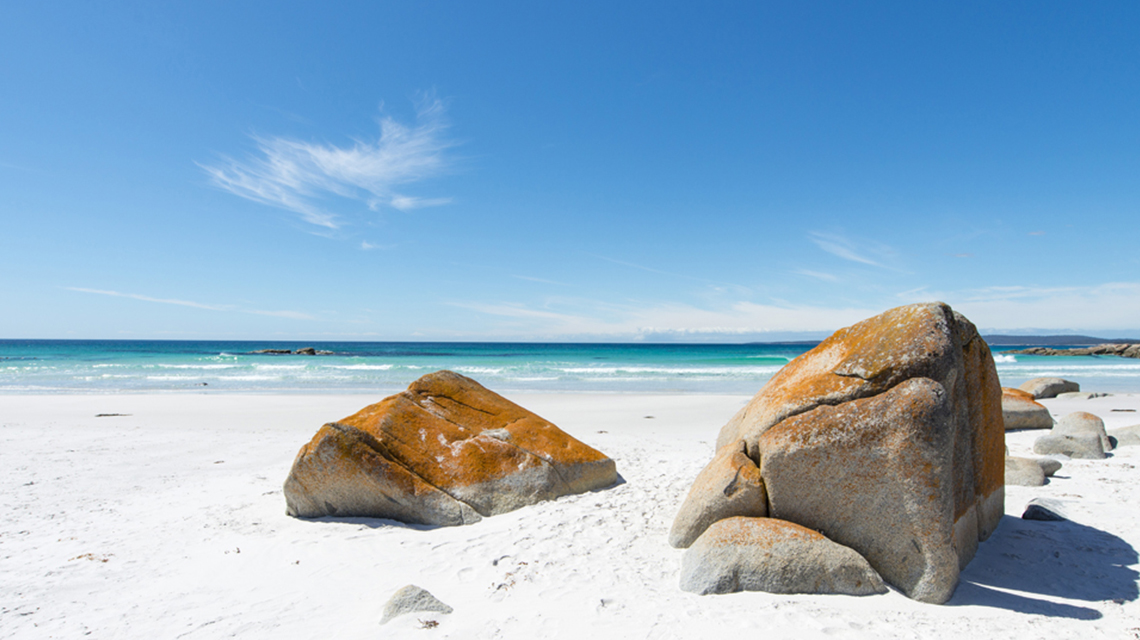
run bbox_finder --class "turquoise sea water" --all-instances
[1,340,1138,395]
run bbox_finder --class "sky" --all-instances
[2,1,1139,342]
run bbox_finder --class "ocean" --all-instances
[1,339,1138,395]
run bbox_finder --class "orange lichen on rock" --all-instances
[284,370,617,523]
[676,302,1005,604]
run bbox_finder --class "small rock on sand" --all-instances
[1054,412,1113,452]
[1022,498,1068,521]
[1108,424,1140,447]
[1018,377,1080,400]
[1004,457,1046,486]
[381,585,453,624]
[1033,432,1106,459]
[1001,389,1053,430]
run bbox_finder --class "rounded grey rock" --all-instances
[381,585,453,624]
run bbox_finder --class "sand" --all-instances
[2,391,1139,639]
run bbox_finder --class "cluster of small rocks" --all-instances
[1002,376,1137,488]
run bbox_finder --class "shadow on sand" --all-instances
[293,473,628,531]
[949,514,1138,619]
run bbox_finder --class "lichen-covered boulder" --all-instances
[679,302,1003,604]
[669,440,767,549]
[1019,377,1079,399]
[1054,411,1112,452]
[1001,389,1054,430]
[284,422,481,526]
[679,517,886,596]
[285,371,618,522]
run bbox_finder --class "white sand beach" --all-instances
[2,391,1139,639]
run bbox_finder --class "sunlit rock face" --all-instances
[285,370,618,525]
[675,302,1004,604]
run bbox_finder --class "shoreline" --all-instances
[2,392,1138,638]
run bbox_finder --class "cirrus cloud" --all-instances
[200,97,455,230]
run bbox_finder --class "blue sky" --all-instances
[3,2,1139,341]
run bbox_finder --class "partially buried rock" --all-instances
[1055,391,1110,400]
[1001,388,1054,430]
[679,517,886,596]
[1019,377,1080,399]
[1022,498,1068,522]
[669,440,767,549]
[284,371,618,524]
[1037,457,1063,477]
[681,302,1004,604]
[1055,412,1113,452]
[1004,456,1046,486]
[1108,424,1140,447]
[381,585,453,624]
[1033,432,1105,459]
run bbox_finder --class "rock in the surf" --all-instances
[1018,377,1079,399]
[1001,388,1054,430]
[680,302,1003,604]
[1005,456,1046,486]
[679,517,886,596]
[284,370,618,523]
[669,440,767,549]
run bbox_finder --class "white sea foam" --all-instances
[327,364,394,370]
[455,366,505,374]
[156,364,240,370]
[556,366,783,375]
[992,354,1017,363]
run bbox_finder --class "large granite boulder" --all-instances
[1001,388,1054,430]
[1019,377,1079,399]
[669,440,767,549]
[1055,411,1113,452]
[680,302,1003,604]
[285,371,618,523]
[679,517,886,596]
[1004,456,1046,486]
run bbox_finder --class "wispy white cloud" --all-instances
[451,298,878,341]
[200,97,455,229]
[388,195,454,211]
[596,255,753,295]
[895,282,1140,330]
[794,269,839,282]
[512,275,573,286]
[808,231,889,267]
[67,287,313,320]
[449,279,1140,341]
